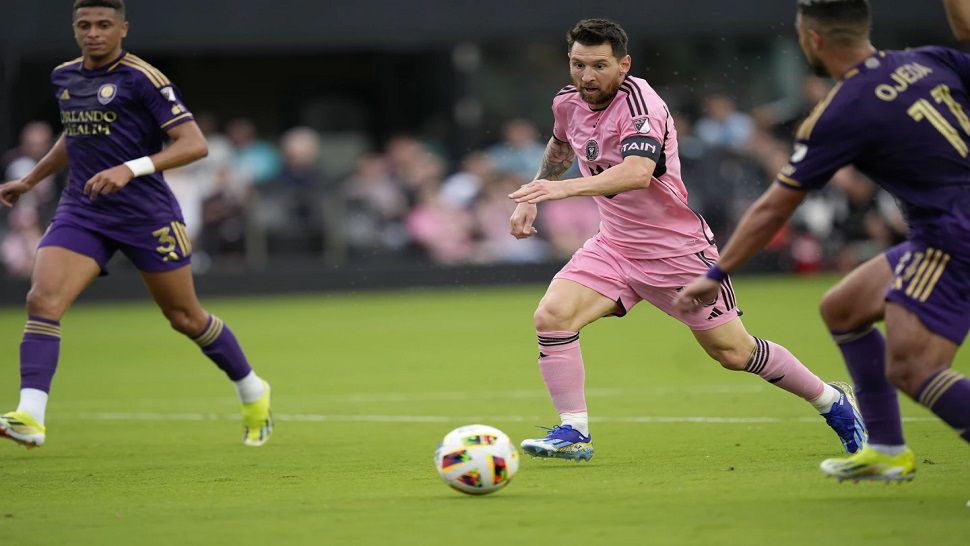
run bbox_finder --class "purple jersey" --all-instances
[776,47,970,258]
[50,50,194,224]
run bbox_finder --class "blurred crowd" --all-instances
[0,75,904,278]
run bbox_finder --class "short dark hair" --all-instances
[567,19,628,59]
[73,0,125,18]
[797,0,870,46]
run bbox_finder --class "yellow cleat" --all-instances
[820,444,916,482]
[241,380,272,447]
[0,410,46,448]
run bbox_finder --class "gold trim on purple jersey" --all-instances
[776,173,803,188]
[54,57,83,70]
[160,113,193,129]
[110,54,171,88]
[797,81,845,141]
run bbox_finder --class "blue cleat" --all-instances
[520,424,593,461]
[821,381,867,454]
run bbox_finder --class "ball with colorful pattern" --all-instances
[434,424,519,495]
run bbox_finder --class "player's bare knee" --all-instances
[165,308,204,336]
[885,347,928,396]
[533,303,576,332]
[885,361,919,396]
[25,287,66,320]
[711,347,748,371]
[819,289,854,331]
[699,332,754,371]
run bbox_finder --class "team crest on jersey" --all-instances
[159,86,177,102]
[790,143,808,163]
[633,117,650,133]
[585,139,600,161]
[97,84,117,105]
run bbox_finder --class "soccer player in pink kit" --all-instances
[509,19,866,461]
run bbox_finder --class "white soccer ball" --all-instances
[434,424,519,495]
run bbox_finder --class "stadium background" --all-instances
[1,3,969,545]
[0,1,957,304]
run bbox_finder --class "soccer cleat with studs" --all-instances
[820,444,916,483]
[241,380,273,447]
[0,410,46,449]
[520,424,593,461]
[820,381,868,454]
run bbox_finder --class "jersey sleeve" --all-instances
[775,85,865,192]
[551,94,570,143]
[133,73,195,132]
[616,109,664,162]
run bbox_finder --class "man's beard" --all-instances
[806,54,829,78]
[577,79,621,109]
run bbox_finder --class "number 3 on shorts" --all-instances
[152,221,191,262]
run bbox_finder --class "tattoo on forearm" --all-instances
[535,138,575,181]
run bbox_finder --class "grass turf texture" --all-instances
[0,275,967,545]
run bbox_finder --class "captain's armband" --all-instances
[620,136,662,162]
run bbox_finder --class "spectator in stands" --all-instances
[226,118,281,186]
[342,153,410,258]
[406,186,474,264]
[828,168,901,273]
[487,118,546,181]
[1,121,60,221]
[752,75,832,141]
[260,127,329,253]
[166,113,234,245]
[1,206,43,278]
[538,192,600,260]
[472,172,549,263]
[199,166,250,266]
[695,93,754,151]
[440,151,493,209]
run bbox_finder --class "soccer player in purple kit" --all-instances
[508,18,866,462]
[677,0,970,482]
[0,0,272,448]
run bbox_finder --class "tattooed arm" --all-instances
[510,149,653,204]
[534,137,576,181]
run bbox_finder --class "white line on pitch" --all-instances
[71,412,939,424]
[54,385,768,409]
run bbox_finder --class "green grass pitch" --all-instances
[0,275,967,545]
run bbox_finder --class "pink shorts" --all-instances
[554,235,741,330]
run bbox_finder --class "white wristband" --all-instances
[124,156,156,177]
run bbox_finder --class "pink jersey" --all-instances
[551,75,713,259]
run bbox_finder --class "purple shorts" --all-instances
[885,241,969,345]
[555,235,741,331]
[39,216,193,274]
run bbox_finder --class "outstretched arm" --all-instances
[83,121,208,200]
[707,183,806,272]
[510,154,654,204]
[945,0,970,41]
[673,183,807,311]
[0,132,68,207]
